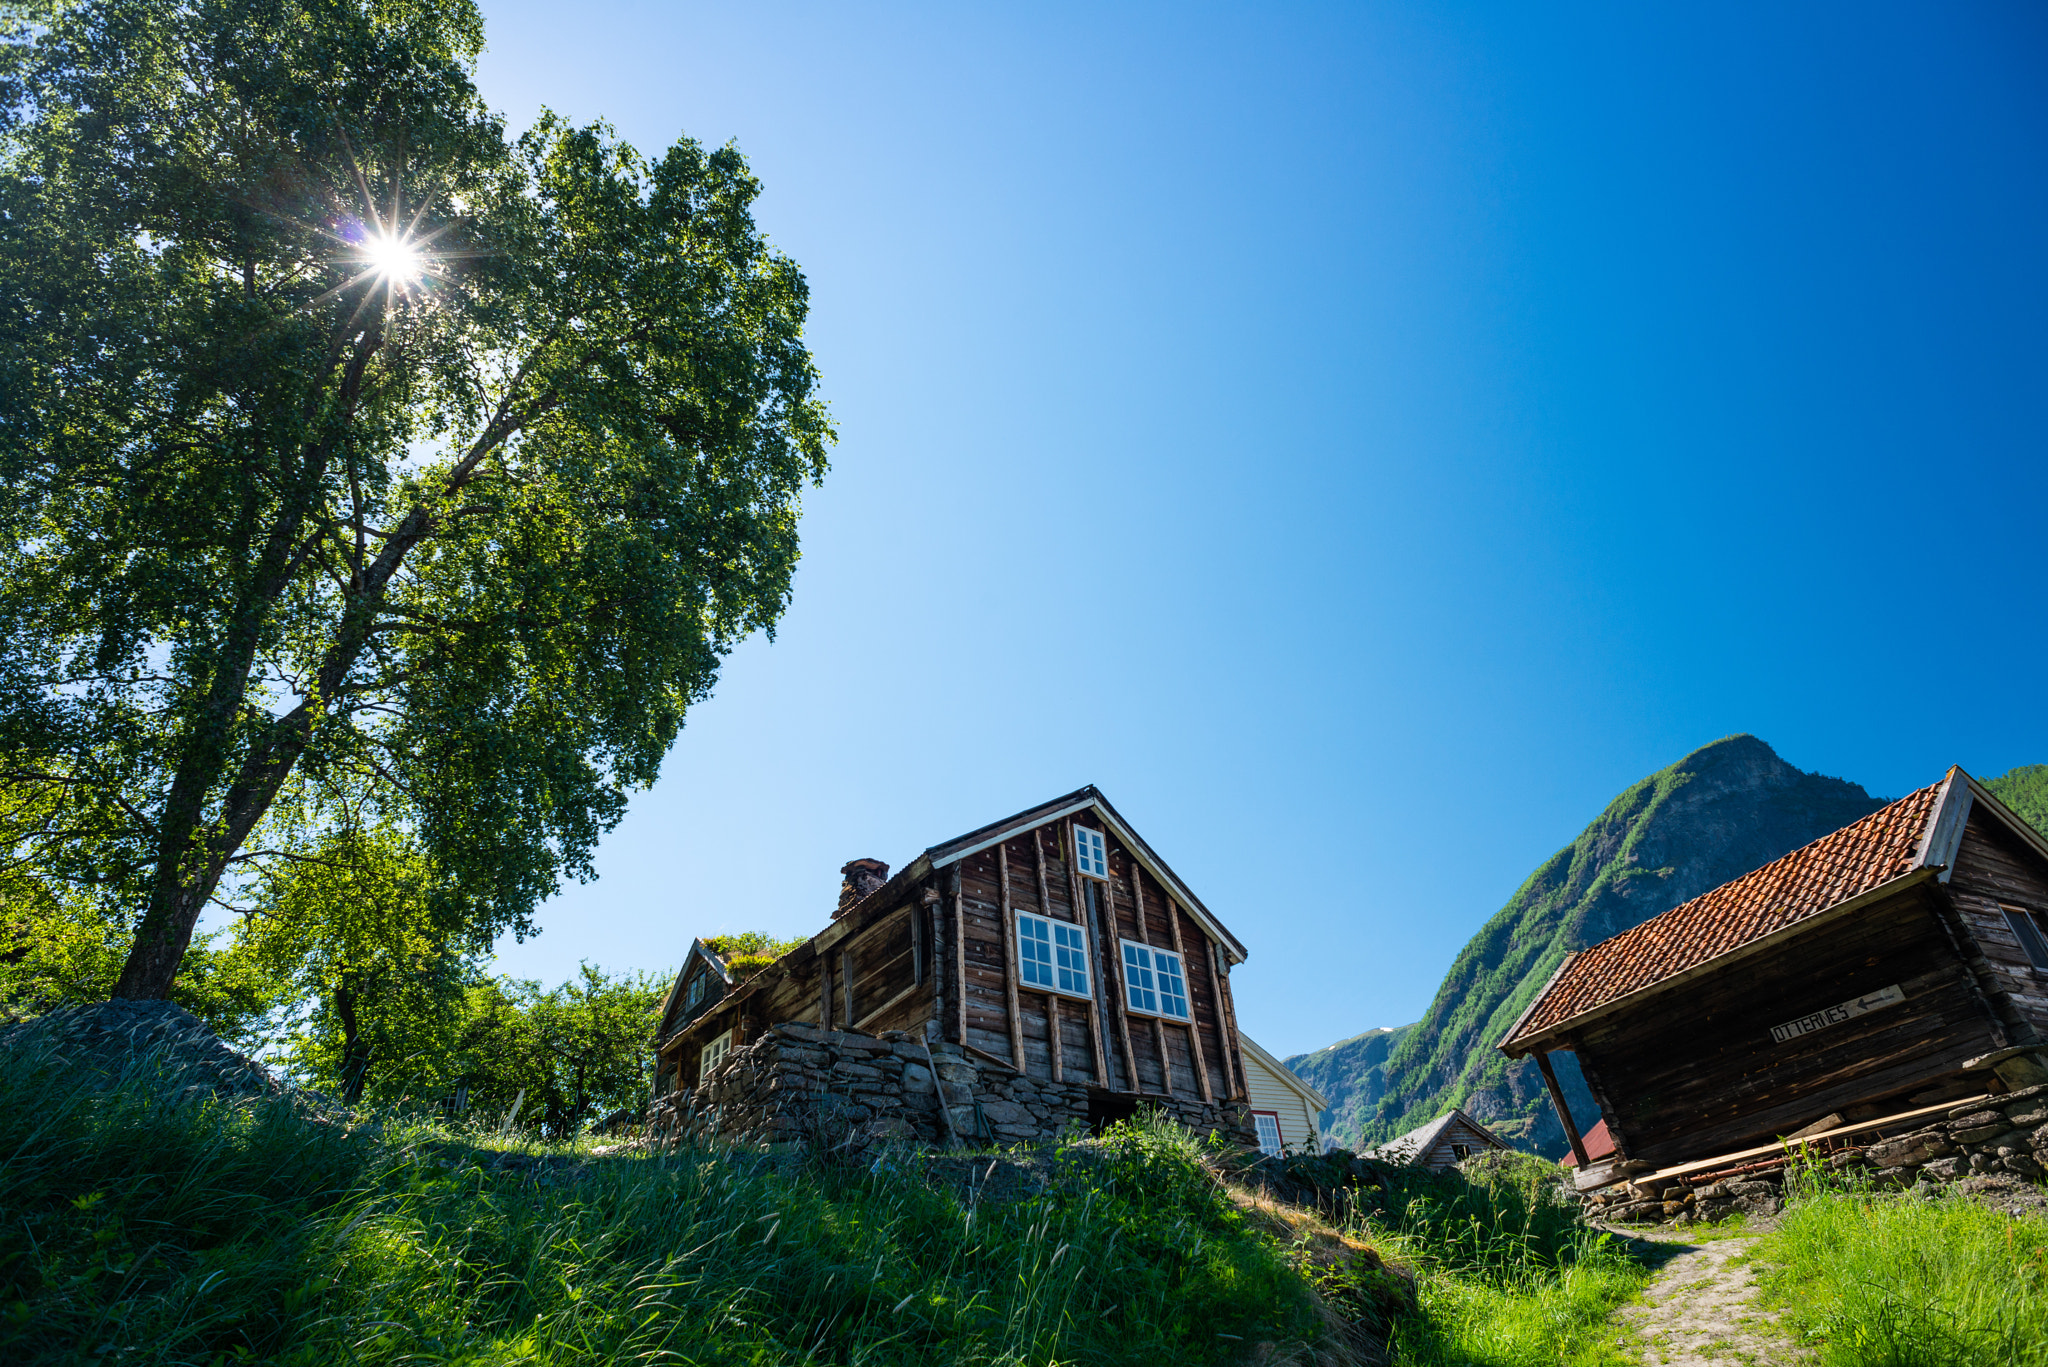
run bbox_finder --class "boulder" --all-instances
[1951,1122,2014,1145]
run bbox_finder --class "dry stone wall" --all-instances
[651,1023,1256,1151]
[1584,1083,2048,1224]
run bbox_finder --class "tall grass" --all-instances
[1755,1187,2048,1367]
[0,1045,1333,1365]
[1355,1153,1645,1367]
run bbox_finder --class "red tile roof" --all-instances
[1503,781,1942,1049]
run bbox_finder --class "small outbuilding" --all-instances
[1499,766,2048,1186]
[1239,1034,1329,1155]
[1365,1108,1512,1171]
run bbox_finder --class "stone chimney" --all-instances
[836,858,890,918]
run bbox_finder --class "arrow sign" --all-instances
[1770,984,1907,1045]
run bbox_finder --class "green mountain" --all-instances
[1985,764,2048,836]
[1284,1025,1412,1147]
[1303,735,1893,1156]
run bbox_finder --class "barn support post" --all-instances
[998,842,1026,1068]
[819,957,833,1032]
[1532,1049,1591,1169]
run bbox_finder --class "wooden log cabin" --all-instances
[653,787,1254,1135]
[1498,766,2048,1186]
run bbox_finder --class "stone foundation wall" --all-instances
[1586,1082,2048,1224]
[650,1023,1256,1151]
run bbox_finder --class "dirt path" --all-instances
[1610,1228,1807,1366]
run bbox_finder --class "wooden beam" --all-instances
[1067,826,1110,1087]
[999,842,1026,1069]
[1033,826,1053,917]
[854,980,922,1031]
[952,870,967,1047]
[1213,944,1245,1100]
[1533,1049,1591,1169]
[1572,1046,1633,1160]
[1047,992,1063,1083]
[1107,874,1143,1092]
[840,950,855,1028]
[1163,893,1214,1103]
[819,957,833,1033]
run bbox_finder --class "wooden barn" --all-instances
[1365,1109,1512,1171]
[653,787,1254,1133]
[1499,766,2048,1186]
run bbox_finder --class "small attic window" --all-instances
[1451,1142,1472,1161]
[2002,904,2048,973]
[685,974,707,1009]
[1074,825,1108,879]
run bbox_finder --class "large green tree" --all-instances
[0,0,831,999]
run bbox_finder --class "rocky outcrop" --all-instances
[0,999,280,1096]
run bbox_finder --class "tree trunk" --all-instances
[335,977,373,1104]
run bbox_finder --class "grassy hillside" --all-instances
[1318,735,1886,1155]
[0,1037,1653,1366]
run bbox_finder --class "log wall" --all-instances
[1572,888,1999,1168]
[1942,812,2048,1045]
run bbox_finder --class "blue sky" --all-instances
[472,1,2048,1057]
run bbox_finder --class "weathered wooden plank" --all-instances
[1160,894,1214,1103]
[999,841,1026,1068]
[953,872,967,1047]
[1047,992,1063,1083]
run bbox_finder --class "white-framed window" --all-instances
[1074,825,1108,879]
[2002,903,2048,973]
[1252,1110,1284,1157]
[1017,910,1092,998]
[1120,940,1190,1020]
[700,1029,732,1078]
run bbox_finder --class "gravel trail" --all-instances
[1611,1228,1808,1366]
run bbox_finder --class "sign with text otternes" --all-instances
[1769,985,1906,1045]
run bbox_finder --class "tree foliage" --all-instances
[0,0,832,1000]
[239,822,484,1102]
[455,966,663,1137]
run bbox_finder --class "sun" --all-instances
[363,232,425,284]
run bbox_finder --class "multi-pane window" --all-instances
[1074,825,1108,879]
[700,1030,732,1079]
[1018,911,1091,997]
[1252,1111,1284,1157]
[1121,941,1190,1020]
[685,974,707,1010]
[2003,904,2048,973]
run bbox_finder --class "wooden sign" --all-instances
[1770,985,1906,1044]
